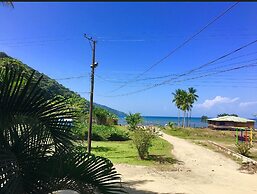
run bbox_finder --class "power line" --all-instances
[94,52,257,84]
[110,2,239,93]
[55,74,90,81]
[55,52,255,83]
[98,39,257,96]
[100,62,257,97]
[136,39,257,87]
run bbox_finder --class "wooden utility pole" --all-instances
[84,34,97,153]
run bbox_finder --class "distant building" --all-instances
[207,116,255,130]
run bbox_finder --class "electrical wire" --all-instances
[99,62,257,97]
[109,2,240,92]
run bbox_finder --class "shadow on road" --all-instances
[123,180,186,194]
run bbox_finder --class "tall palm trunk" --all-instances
[186,112,189,127]
[189,110,192,127]
[177,109,180,127]
[183,111,186,128]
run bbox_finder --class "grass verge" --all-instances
[91,136,175,166]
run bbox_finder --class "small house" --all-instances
[207,116,255,130]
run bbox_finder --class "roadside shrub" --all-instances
[108,131,130,141]
[85,125,130,141]
[167,122,174,129]
[236,143,253,157]
[132,127,157,159]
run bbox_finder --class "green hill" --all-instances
[0,52,127,117]
[94,103,127,117]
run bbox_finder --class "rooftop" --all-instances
[207,116,255,123]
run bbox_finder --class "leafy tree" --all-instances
[201,115,208,123]
[125,112,143,130]
[66,94,89,141]
[0,67,125,194]
[93,107,118,126]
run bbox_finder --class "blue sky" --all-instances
[1,2,257,118]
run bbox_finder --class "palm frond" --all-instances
[0,66,125,193]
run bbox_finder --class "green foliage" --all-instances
[167,121,175,128]
[93,107,118,126]
[131,127,158,159]
[125,112,143,130]
[94,103,127,117]
[236,143,253,157]
[85,125,130,141]
[218,113,238,117]
[0,67,125,193]
[0,53,125,142]
[172,87,198,127]
[201,115,208,123]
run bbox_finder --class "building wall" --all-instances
[208,121,254,129]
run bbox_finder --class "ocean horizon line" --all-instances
[120,115,257,120]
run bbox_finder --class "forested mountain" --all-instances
[0,52,127,117]
[94,103,127,117]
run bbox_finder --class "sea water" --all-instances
[118,116,257,128]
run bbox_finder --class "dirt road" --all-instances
[115,132,257,194]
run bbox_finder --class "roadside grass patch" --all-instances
[91,137,175,166]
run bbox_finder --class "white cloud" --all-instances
[239,101,257,107]
[196,96,239,109]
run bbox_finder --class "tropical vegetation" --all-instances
[132,126,158,159]
[125,112,143,131]
[201,115,208,123]
[0,66,125,193]
[172,87,199,128]
[84,125,130,141]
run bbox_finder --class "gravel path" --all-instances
[115,132,257,194]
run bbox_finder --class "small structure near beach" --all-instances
[207,116,255,130]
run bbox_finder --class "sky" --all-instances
[0,2,257,118]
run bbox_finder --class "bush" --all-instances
[167,122,174,128]
[132,127,157,159]
[236,143,253,157]
[85,125,130,141]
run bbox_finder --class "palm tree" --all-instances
[0,67,125,194]
[172,89,184,127]
[125,112,142,130]
[180,90,190,128]
[187,87,198,127]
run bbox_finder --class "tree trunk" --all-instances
[178,109,180,127]
[183,111,186,128]
[189,110,192,127]
[186,112,189,127]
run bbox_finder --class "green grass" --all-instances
[163,127,237,143]
[91,136,175,166]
